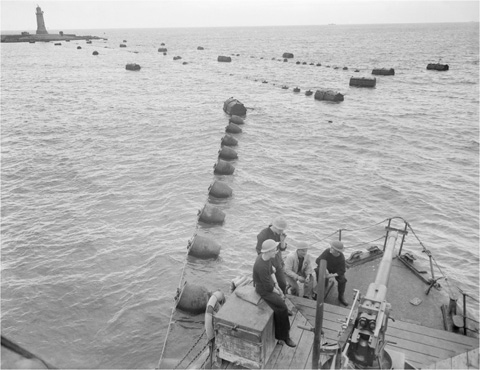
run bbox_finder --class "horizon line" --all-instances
[2,20,478,33]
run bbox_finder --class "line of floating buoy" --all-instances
[176,97,248,314]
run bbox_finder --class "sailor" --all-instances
[204,290,225,353]
[253,239,296,348]
[315,241,349,306]
[256,216,289,294]
[284,242,316,299]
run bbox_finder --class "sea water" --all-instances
[1,23,478,368]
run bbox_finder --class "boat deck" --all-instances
[260,296,479,369]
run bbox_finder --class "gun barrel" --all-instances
[374,231,399,288]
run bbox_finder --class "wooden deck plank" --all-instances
[263,343,283,370]
[386,325,477,353]
[289,315,313,369]
[271,311,302,369]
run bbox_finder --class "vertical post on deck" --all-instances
[312,260,327,369]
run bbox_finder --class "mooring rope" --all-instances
[157,226,197,369]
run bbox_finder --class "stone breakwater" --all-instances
[1,33,106,43]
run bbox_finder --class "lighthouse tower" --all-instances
[35,5,48,34]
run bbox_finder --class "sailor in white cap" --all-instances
[315,240,349,306]
[253,239,296,348]
[256,216,289,294]
[284,242,316,299]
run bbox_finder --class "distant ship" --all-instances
[1,5,106,43]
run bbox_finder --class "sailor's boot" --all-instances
[338,294,349,306]
[337,275,348,306]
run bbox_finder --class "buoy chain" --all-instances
[173,331,206,369]
[185,341,210,369]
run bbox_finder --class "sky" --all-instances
[0,0,479,31]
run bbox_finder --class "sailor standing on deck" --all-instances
[253,239,296,348]
[256,216,289,294]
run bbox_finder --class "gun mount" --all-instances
[345,231,399,368]
[322,229,408,369]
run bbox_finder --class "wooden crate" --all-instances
[215,287,276,369]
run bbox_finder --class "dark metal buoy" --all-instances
[314,89,344,102]
[214,159,235,175]
[175,282,210,314]
[198,204,225,224]
[229,115,244,125]
[218,146,238,160]
[208,180,233,198]
[225,122,242,134]
[221,134,238,147]
[187,234,221,259]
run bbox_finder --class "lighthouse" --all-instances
[35,5,48,34]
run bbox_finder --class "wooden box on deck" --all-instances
[214,287,276,369]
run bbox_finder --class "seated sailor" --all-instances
[253,239,296,348]
[284,241,316,299]
[315,240,349,306]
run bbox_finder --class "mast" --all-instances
[35,5,48,35]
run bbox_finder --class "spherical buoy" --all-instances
[229,115,244,125]
[214,159,235,175]
[175,282,210,314]
[221,134,238,147]
[225,122,242,134]
[77,46,82,49]
[198,204,225,224]
[92,51,99,55]
[187,234,221,259]
[208,180,233,198]
[218,146,238,160]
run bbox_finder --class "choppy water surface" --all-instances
[1,23,479,368]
